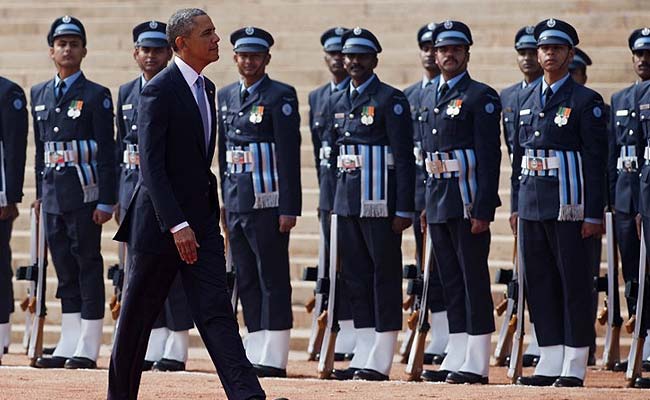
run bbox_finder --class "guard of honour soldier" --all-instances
[2,9,650,392]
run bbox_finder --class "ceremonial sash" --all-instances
[426,149,477,219]
[0,141,6,207]
[521,148,584,221]
[44,140,99,203]
[226,142,279,209]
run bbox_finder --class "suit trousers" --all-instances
[108,214,264,400]
[0,218,14,323]
[428,218,494,335]
[521,219,595,347]
[151,273,194,332]
[338,216,403,332]
[44,205,104,319]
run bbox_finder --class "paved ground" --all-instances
[1,347,649,400]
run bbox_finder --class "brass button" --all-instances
[534,131,541,137]
[53,126,59,133]
[431,129,437,135]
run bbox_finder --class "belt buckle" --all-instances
[320,146,331,161]
[230,150,246,165]
[527,157,544,171]
[49,150,64,164]
[128,152,139,165]
[341,156,358,170]
[623,159,637,172]
[428,159,445,174]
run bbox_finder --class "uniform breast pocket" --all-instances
[440,109,467,135]
[122,108,136,122]
[518,113,534,139]
[640,109,650,137]
[614,114,631,135]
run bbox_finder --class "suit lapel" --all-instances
[170,63,207,157]
[206,79,217,165]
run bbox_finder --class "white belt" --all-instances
[617,156,638,172]
[413,146,424,166]
[425,158,459,175]
[521,155,560,171]
[226,150,254,164]
[644,146,650,161]
[44,149,77,165]
[337,154,363,170]
[319,146,332,161]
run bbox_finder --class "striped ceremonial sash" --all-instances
[426,149,477,219]
[0,141,6,207]
[226,142,279,209]
[44,140,99,203]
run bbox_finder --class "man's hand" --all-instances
[279,215,297,233]
[92,209,112,225]
[392,216,412,234]
[32,199,41,218]
[581,221,603,238]
[509,213,518,236]
[419,210,427,234]
[0,204,19,221]
[470,218,490,234]
[173,226,200,264]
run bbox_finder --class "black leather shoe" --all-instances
[421,369,450,382]
[613,360,628,372]
[553,376,583,387]
[42,347,55,355]
[446,371,488,384]
[344,352,354,361]
[64,356,97,369]
[634,377,650,389]
[432,353,446,365]
[152,358,185,372]
[142,360,154,371]
[334,352,346,362]
[423,353,434,365]
[522,354,538,367]
[332,367,359,380]
[516,375,558,386]
[353,368,389,381]
[34,356,68,369]
[423,353,446,365]
[253,364,287,378]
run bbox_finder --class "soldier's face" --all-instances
[517,49,542,76]
[537,44,574,74]
[434,45,469,77]
[632,49,650,81]
[49,36,86,69]
[324,51,345,75]
[570,67,587,85]
[343,53,378,82]
[419,43,439,74]
[234,52,270,80]
[177,15,220,64]
[133,46,172,76]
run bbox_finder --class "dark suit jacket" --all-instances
[114,61,219,255]
[0,76,28,204]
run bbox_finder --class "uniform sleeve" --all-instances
[308,91,321,183]
[385,91,415,214]
[272,88,302,216]
[581,92,607,219]
[471,88,502,221]
[93,87,117,205]
[1,84,28,203]
[31,87,44,200]
[606,95,618,209]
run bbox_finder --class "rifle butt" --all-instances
[317,330,338,379]
[626,337,645,386]
[602,326,621,370]
[399,329,415,364]
[28,317,45,367]
[405,329,427,381]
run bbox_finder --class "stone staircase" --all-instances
[3,0,648,356]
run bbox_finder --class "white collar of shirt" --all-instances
[331,77,350,92]
[421,75,436,89]
[240,75,267,95]
[174,56,205,89]
[349,74,377,95]
[542,73,570,97]
[522,76,542,89]
[140,75,148,89]
[438,71,466,92]
[54,70,82,93]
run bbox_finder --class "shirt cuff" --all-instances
[584,218,602,224]
[96,204,114,214]
[396,211,414,219]
[170,221,189,233]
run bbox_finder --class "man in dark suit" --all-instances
[108,8,265,400]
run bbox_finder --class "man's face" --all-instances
[343,53,378,82]
[49,36,86,69]
[324,51,345,75]
[419,43,439,74]
[570,66,587,85]
[633,49,650,81]
[537,44,574,74]
[234,52,270,79]
[434,45,469,77]
[133,46,172,76]
[517,48,542,76]
[178,15,220,64]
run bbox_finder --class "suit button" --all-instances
[349,113,354,119]
[539,112,545,118]
[616,121,621,126]
[504,117,509,122]
[55,107,61,113]
[418,116,423,121]
[53,126,59,133]
[629,129,634,135]
[434,108,440,114]
[132,124,137,131]
[534,130,541,137]
[334,123,339,128]
[344,131,351,137]
[631,112,637,118]
[235,129,241,134]
[123,115,128,120]
[238,112,244,116]
[431,129,437,135]
[315,122,320,127]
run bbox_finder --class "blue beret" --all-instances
[341,27,382,54]
[534,18,579,47]
[133,21,168,48]
[48,15,86,47]
[629,28,650,52]
[230,27,274,53]
[431,20,473,47]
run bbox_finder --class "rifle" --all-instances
[318,214,340,379]
[305,220,328,361]
[17,209,37,353]
[493,246,517,367]
[405,229,432,381]
[507,218,525,383]
[599,209,621,370]
[15,207,47,366]
[399,263,420,364]
[626,225,647,386]
[107,242,126,323]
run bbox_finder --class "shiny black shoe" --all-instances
[344,352,354,361]
[42,347,55,355]
[421,369,451,382]
[553,376,583,387]
[332,367,359,380]
[334,352,346,362]
[353,368,389,381]
[446,371,488,385]
[64,356,97,369]
[634,377,650,389]
[34,356,68,369]
[516,375,558,386]
[522,354,538,367]
[423,353,434,365]
[142,360,154,371]
[613,360,628,372]
[432,353,446,365]
[253,364,287,378]
[423,353,446,365]
[643,361,650,372]
[152,358,185,372]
